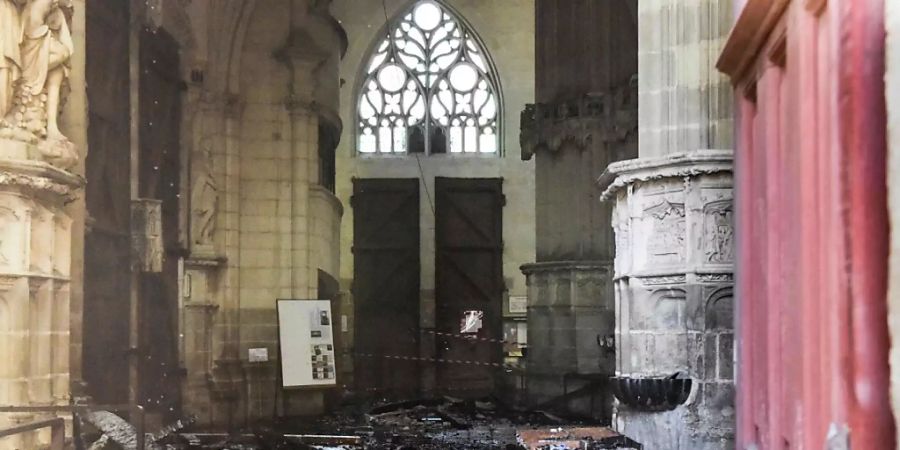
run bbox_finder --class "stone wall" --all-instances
[332,0,535,393]
[174,0,346,425]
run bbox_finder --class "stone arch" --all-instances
[650,287,687,330]
[148,0,198,58]
[196,0,259,96]
[705,286,734,330]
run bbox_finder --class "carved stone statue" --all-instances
[0,0,77,170]
[191,141,218,248]
[0,0,24,119]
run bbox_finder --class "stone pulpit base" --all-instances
[599,150,735,449]
[0,155,82,449]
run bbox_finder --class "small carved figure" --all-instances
[19,0,74,140]
[191,141,218,247]
[704,203,734,263]
[0,0,77,170]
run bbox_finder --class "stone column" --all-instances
[0,0,84,447]
[598,0,735,447]
[520,84,637,419]
[279,26,327,303]
[637,0,734,158]
[266,16,330,418]
[520,0,638,420]
[199,91,246,427]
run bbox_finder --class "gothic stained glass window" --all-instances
[357,1,501,155]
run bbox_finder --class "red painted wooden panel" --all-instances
[723,0,895,447]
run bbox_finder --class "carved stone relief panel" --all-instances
[703,201,733,264]
[0,201,28,272]
[611,201,630,275]
[644,199,686,264]
[52,211,70,277]
[131,199,164,273]
[29,203,53,275]
[190,140,218,255]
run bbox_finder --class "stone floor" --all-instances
[82,397,642,449]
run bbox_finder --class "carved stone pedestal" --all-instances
[599,151,735,449]
[180,256,224,426]
[0,158,81,449]
[521,261,615,420]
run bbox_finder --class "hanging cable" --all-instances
[382,0,436,217]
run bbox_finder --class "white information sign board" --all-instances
[508,296,527,315]
[277,299,337,388]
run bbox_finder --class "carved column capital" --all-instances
[275,28,329,104]
[519,81,638,161]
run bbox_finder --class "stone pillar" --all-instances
[0,0,84,446]
[637,0,734,158]
[266,13,330,418]
[521,0,638,419]
[0,161,81,449]
[520,82,637,419]
[198,91,245,428]
[279,17,328,303]
[597,0,735,447]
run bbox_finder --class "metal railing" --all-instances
[0,417,65,450]
[0,404,145,450]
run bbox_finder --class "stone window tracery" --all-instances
[357,1,501,155]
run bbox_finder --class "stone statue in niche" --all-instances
[190,141,218,250]
[0,0,77,170]
[645,199,686,261]
[704,201,734,263]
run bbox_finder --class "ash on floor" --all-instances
[146,397,641,449]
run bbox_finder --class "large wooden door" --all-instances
[352,179,421,396]
[138,29,183,418]
[83,0,131,405]
[435,178,504,396]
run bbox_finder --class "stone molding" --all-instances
[598,150,733,201]
[716,0,791,82]
[520,260,612,274]
[0,158,84,199]
[283,96,343,137]
[310,184,344,217]
[185,255,227,268]
[520,80,638,161]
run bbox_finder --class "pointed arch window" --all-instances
[357,1,501,155]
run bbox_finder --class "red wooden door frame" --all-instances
[719,0,895,447]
